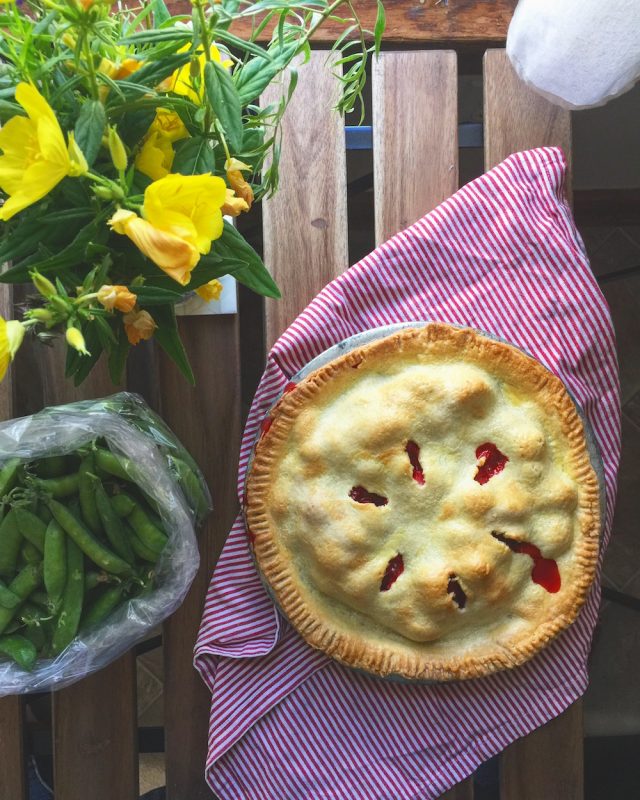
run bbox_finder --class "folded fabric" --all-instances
[507,0,640,109]
[195,148,621,800]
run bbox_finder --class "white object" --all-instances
[175,274,238,316]
[507,0,640,110]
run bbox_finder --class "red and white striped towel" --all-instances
[195,147,620,799]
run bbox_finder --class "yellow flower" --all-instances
[0,83,88,221]
[97,284,137,313]
[135,109,189,181]
[221,188,249,217]
[0,319,24,382]
[195,279,224,302]
[161,44,232,104]
[108,173,226,285]
[123,310,156,345]
[225,158,254,209]
[66,326,89,356]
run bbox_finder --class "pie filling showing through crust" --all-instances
[246,323,601,681]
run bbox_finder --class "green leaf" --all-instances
[134,285,184,306]
[108,323,130,386]
[74,100,106,167]
[374,0,386,55]
[116,52,190,95]
[234,43,298,105]
[214,222,280,298]
[213,29,272,61]
[151,0,171,25]
[182,256,248,291]
[204,61,243,153]
[119,28,192,46]
[152,304,195,385]
[172,136,216,176]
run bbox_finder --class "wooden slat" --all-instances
[0,286,27,800]
[160,315,241,799]
[440,780,475,800]
[374,47,472,800]
[500,701,584,800]
[484,48,581,800]
[168,0,517,44]
[484,50,572,176]
[373,51,458,245]
[47,348,138,800]
[261,52,349,346]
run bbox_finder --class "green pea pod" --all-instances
[94,448,134,482]
[32,473,80,498]
[0,578,20,609]
[85,570,111,592]
[34,455,69,479]
[45,498,132,576]
[91,476,135,565]
[128,526,159,563]
[44,519,67,604]
[169,455,209,522]
[22,621,46,652]
[13,507,47,552]
[120,495,167,555]
[0,509,23,575]
[21,542,41,565]
[0,458,21,499]
[110,494,136,518]
[50,537,84,656]
[0,563,42,635]
[0,634,37,671]
[78,455,101,536]
[81,584,124,632]
[37,502,53,525]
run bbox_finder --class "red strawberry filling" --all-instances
[447,575,467,609]
[405,440,425,485]
[380,554,404,591]
[349,486,388,506]
[474,442,508,484]
[491,531,561,593]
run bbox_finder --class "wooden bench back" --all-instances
[0,49,582,800]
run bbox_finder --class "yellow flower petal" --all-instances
[123,310,156,345]
[221,188,249,217]
[97,284,137,313]
[0,318,10,383]
[195,279,223,302]
[135,110,189,181]
[67,132,89,177]
[5,321,24,358]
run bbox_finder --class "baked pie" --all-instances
[245,323,601,681]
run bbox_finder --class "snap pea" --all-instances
[0,563,42,635]
[13,507,46,552]
[0,634,37,671]
[22,621,46,652]
[0,510,22,575]
[169,455,209,521]
[50,537,84,656]
[45,498,132,576]
[91,476,135,565]
[30,591,54,611]
[78,455,101,535]
[81,584,124,632]
[110,493,136,518]
[21,542,41,565]
[94,448,133,482]
[0,458,21,499]
[128,526,159,563]
[34,455,69,479]
[119,494,167,555]
[84,570,111,592]
[32,473,80,498]
[44,519,66,604]
[0,578,20,609]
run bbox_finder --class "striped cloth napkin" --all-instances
[195,147,621,800]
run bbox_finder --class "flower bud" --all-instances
[27,308,54,323]
[108,126,128,172]
[66,326,90,356]
[30,270,57,299]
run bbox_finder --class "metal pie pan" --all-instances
[244,321,606,683]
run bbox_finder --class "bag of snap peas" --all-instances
[0,392,209,694]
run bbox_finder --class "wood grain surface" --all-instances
[0,285,27,800]
[484,50,572,181]
[47,353,139,800]
[159,314,242,800]
[373,50,458,244]
[262,52,349,348]
[500,700,584,800]
[167,0,517,44]
[484,48,582,800]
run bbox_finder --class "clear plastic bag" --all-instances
[0,392,209,695]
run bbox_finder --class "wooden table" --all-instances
[0,2,587,798]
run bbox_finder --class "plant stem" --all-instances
[193,0,214,133]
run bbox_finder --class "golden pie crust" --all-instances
[245,324,601,681]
